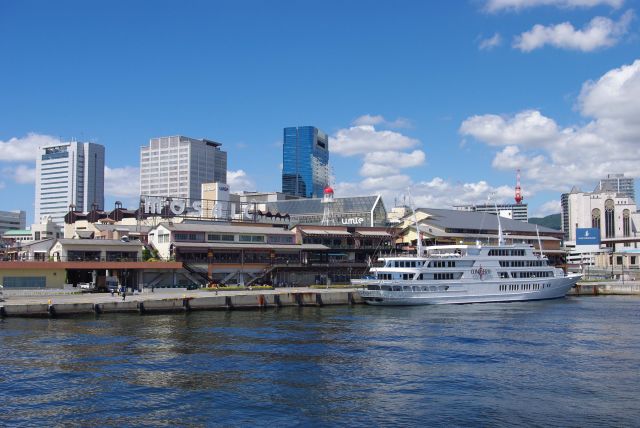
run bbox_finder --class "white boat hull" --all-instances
[356,275,580,305]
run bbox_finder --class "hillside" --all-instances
[529,213,561,230]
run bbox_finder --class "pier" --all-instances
[2,281,639,318]
[0,287,363,317]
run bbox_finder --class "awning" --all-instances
[357,231,392,237]
[172,242,329,251]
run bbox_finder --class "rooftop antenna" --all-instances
[515,169,524,205]
[407,188,423,257]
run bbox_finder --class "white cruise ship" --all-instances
[353,243,581,305]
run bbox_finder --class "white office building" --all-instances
[595,173,636,202]
[140,136,227,201]
[35,142,105,225]
[0,210,26,235]
[454,203,528,222]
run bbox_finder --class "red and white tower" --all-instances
[515,169,524,205]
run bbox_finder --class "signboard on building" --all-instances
[576,228,601,246]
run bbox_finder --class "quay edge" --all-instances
[0,289,364,318]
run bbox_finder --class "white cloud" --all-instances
[104,166,140,199]
[352,114,412,129]
[12,165,36,184]
[533,200,561,217]
[331,125,420,156]
[227,169,255,192]
[360,150,426,177]
[485,0,623,13]
[0,133,61,162]
[491,145,546,170]
[459,110,559,147]
[479,33,503,50]
[513,10,633,52]
[579,58,640,121]
[460,58,640,195]
[334,175,517,210]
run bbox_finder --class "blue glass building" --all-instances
[282,126,329,198]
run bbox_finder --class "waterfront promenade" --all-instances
[0,287,362,317]
[2,281,638,318]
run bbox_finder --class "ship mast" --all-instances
[493,199,504,246]
[407,188,423,257]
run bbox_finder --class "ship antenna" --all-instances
[407,188,423,257]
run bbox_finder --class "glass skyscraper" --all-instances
[282,126,329,198]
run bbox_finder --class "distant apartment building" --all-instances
[140,136,227,201]
[282,126,329,198]
[0,210,26,235]
[454,203,528,222]
[35,141,105,225]
[594,173,636,201]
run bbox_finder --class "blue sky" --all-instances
[1,0,639,224]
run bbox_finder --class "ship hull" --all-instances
[356,275,580,305]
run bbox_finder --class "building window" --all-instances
[591,208,601,230]
[207,234,234,242]
[174,233,199,241]
[623,209,630,237]
[239,235,265,243]
[604,200,615,238]
[2,276,46,288]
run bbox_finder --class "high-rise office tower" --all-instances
[35,141,105,225]
[140,136,227,200]
[595,173,636,201]
[282,126,329,198]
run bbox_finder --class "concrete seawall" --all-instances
[0,289,363,318]
[569,281,640,296]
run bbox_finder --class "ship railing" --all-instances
[426,252,463,258]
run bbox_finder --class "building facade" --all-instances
[0,210,26,235]
[595,173,635,201]
[140,136,227,201]
[265,195,388,227]
[282,126,329,198]
[561,187,638,250]
[35,141,105,225]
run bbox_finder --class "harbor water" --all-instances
[1,296,639,427]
